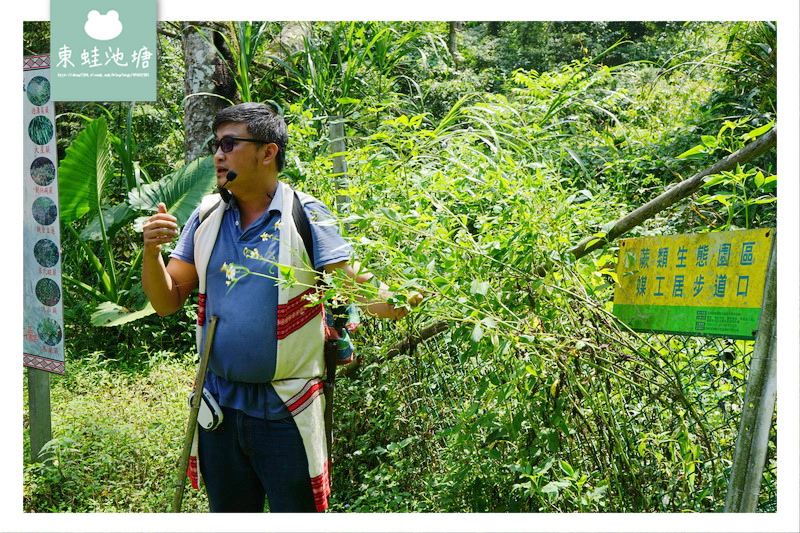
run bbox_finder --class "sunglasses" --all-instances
[208,135,268,154]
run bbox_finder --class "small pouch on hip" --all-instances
[189,388,223,431]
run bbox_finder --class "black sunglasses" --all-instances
[208,135,268,154]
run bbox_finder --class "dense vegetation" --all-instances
[23,21,777,513]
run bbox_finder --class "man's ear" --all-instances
[260,142,279,167]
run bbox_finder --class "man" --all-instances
[142,102,419,512]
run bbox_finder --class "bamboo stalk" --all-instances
[724,234,777,512]
[172,316,218,513]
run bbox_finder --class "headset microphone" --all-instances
[216,170,238,202]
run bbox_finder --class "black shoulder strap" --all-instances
[199,199,223,225]
[291,191,316,272]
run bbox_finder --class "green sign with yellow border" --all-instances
[613,229,774,339]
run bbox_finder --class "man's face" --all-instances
[212,122,270,189]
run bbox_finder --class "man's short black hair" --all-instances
[213,102,288,171]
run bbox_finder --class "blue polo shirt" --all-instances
[169,184,352,419]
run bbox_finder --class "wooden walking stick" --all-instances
[172,315,219,513]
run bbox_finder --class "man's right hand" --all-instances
[142,202,179,255]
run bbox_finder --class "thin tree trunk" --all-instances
[448,22,462,68]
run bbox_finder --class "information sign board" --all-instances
[613,229,774,339]
[23,55,65,374]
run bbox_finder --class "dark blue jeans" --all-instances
[198,406,317,512]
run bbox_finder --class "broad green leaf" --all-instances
[431,276,449,289]
[79,203,138,241]
[481,316,497,329]
[624,250,635,269]
[702,174,728,188]
[127,156,217,225]
[278,264,295,280]
[676,144,705,159]
[90,301,155,327]
[700,135,717,147]
[559,460,575,477]
[743,120,775,140]
[758,174,777,191]
[587,485,608,501]
[58,116,114,225]
[471,323,484,343]
[752,197,776,205]
[541,481,560,494]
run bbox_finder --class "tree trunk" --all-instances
[181,22,238,162]
[448,22,462,68]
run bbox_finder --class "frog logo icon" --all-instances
[84,10,123,41]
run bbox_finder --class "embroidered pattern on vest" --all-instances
[285,378,325,416]
[310,460,331,512]
[197,293,207,327]
[277,287,323,340]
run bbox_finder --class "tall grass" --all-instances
[24,351,207,512]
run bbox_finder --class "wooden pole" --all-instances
[723,233,777,512]
[27,367,52,463]
[172,315,218,513]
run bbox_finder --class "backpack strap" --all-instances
[291,191,316,272]
[199,199,223,225]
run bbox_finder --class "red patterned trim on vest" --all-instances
[310,460,330,512]
[188,455,199,490]
[285,379,325,416]
[276,287,322,339]
[197,293,207,326]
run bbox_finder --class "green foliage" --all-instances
[269,21,426,124]
[199,21,273,104]
[23,20,778,513]
[683,121,777,230]
[57,115,216,324]
[24,352,206,512]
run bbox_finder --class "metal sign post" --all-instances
[723,234,777,512]
[613,228,777,511]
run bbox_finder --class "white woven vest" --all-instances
[187,182,330,511]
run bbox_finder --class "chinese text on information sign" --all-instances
[612,229,773,339]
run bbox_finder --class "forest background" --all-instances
[17,15,793,525]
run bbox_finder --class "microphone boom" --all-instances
[216,170,237,202]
